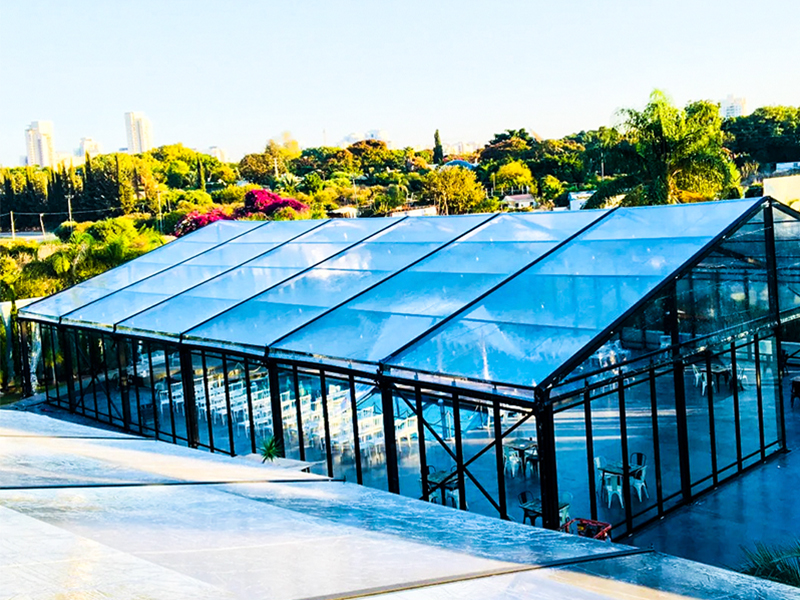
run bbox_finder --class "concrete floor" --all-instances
[2,408,798,599]
[627,371,800,570]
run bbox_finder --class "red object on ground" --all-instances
[559,518,613,541]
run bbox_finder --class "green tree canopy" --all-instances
[585,91,741,208]
[495,160,535,192]
[421,166,487,215]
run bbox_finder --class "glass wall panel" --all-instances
[759,335,781,449]
[625,374,658,528]
[496,403,538,525]
[294,370,328,477]
[418,393,458,507]
[452,393,499,518]
[322,375,356,482]
[202,353,232,454]
[653,365,681,510]
[737,338,761,468]
[711,347,738,480]
[356,388,387,490]
[589,381,625,528]
[554,398,589,528]
[225,357,250,455]
[684,356,712,494]
[277,367,302,461]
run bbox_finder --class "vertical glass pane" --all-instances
[277,367,302,461]
[500,405,540,525]
[420,393,457,506]
[625,374,658,528]
[296,371,328,477]
[654,365,681,509]
[555,398,588,528]
[225,358,249,455]
[712,347,738,480]
[356,388,387,491]
[759,335,780,449]
[591,382,625,528]
[737,338,761,467]
[685,357,712,493]
[204,354,232,454]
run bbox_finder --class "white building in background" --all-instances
[78,137,102,158]
[720,94,747,119]
[124,111,153,154]
[339,129,393,148]
[207,146,228,162]
[443,141,480,156]
[25,121,55,167]
[764,174,800,205]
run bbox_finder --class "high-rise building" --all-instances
[124,111,153,154]
[25,121,55,167]
[78,137,102,158]
[720,94,747,119]
[207,146,228,162]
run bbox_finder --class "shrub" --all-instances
[174,207,233,237]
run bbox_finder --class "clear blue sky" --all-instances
[2,0,799,166]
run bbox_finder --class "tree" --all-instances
[433,130,444,165]
[238,153,273,185]
[540,175,565,201]
[196,158,206,191]
[421,166,487,215]
[495,160,535,192]
[723,106,800,167]
[585,91,741,208]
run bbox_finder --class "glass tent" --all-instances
[19,197,800,539]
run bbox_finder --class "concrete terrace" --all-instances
[1,406,797,599]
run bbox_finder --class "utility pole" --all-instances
[39,213,46,239]
[10,211,15,239]
[67,192,73,223]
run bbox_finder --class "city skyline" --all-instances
[2,1,800,166]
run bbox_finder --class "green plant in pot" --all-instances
[259,435,283,463]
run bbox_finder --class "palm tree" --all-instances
[585,91,741,208]
[740,541,800,587]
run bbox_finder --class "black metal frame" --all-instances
[19,197,793,540]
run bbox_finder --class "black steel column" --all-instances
[649,367,664,514]
[731,341,743,472]
[583,385,597,520]
[764,203,787,450]
[117,337,131,430]
[319,371,334,477]
[19,321,33,397]
[492,396,508,519]
[293,367,305,461]
[755,333,766,460]
[380,379,400,494]
[668,283,692,501]
[267,361,285,456]
[351,375,363,485]
[536,391,559,530]
[618,378,633,532]
[179,348,199,448]
[452,393,467,510]
[705,352,718,486]
[59,327,77,412]
[244,360,256,454]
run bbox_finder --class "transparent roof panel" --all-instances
[19,221,257,321]
[69,218,393,331]
[275,210,607,362]
[183,215,492,350]
[389,199,761,389]
[115,219,403,338]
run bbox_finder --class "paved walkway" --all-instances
[628,378,800,570]
[2,407,796,599]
